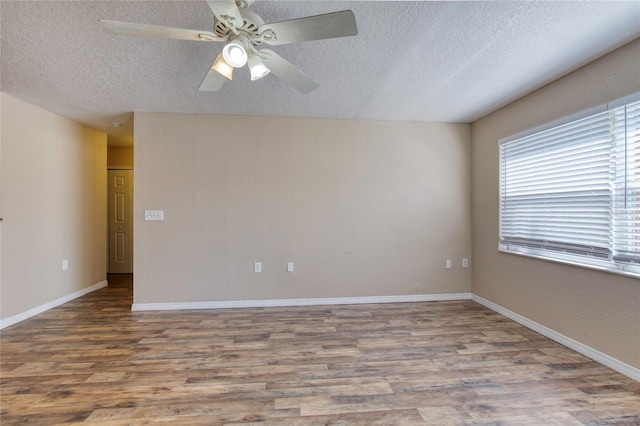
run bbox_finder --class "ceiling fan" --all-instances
[100,0,358,94]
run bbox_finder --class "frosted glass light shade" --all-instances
[212,54,233,80]
[222,40,248,68]
[248,55,270,81]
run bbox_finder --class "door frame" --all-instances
[107,167,133,273]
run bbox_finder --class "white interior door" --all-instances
[109,169,133,273]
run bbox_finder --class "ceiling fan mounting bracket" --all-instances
[219,15,240,35]
[256,29,276,43]
[198,33,221,42]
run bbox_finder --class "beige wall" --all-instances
[471,39,640,368]
[108,146,133,168]
[134,114,471,304]
[0,93,107,320]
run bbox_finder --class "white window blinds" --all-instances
[499,97,640,277]
[613,100,640,265]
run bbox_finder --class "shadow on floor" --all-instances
[107,273,133,289]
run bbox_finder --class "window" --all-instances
[499,94,640,278]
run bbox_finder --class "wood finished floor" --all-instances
[1,275,639,425]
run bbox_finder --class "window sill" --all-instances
[498,246,640,279]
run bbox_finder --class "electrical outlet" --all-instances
[144,210,164,221]
[462,258,469,268]
[254,262,262,273]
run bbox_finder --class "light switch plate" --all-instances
[287,262,294,272]
[145,210,164,221]
[254,262,262,273]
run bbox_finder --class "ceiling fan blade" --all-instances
[260,49,319,94]
[99,20,221,42]
[199,66,227,92]
[206,1,244,28]
[258,10,357,46]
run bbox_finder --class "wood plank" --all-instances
[1,274,639,425]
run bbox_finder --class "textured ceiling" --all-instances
[2,1,639,147]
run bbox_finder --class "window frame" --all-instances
[498,92,640,279]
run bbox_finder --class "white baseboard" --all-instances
[472,294,640,382]
[0,280,108,329]
[131,292,473,312]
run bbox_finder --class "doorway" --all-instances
[108,169,133,273]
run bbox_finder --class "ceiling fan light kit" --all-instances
[99,0,358,93]
[248,54,270,81]
[222,39,248,68]
[211,53,234,80]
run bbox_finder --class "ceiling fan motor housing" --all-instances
[214,6,265,46]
